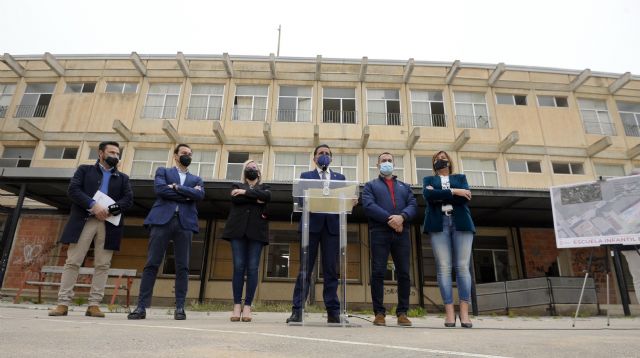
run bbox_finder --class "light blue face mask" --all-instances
[380,161,394,175]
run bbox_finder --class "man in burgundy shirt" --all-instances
[361,152,417,326]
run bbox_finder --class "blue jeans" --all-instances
[429,215,473,305]
[291,230,340,316]
[230,238,264,306]
[137,216,192,309]
[370,229,411,316]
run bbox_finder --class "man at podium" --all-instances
[287,144,346,324]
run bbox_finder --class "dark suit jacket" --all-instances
[222,182,271,244]
[422,174,475,233]
[362,175,417,232]
[143,167,205,233]
[59,162,133,251]
[299,169,346,235]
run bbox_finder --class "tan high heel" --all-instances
[230,304,241,322]
[241,305,252,322]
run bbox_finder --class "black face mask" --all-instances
[245,169,259,181]
[179,155,192,167]
[434,159,449,171]
[104,156,119,168]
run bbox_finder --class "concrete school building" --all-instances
[0,53,639,310]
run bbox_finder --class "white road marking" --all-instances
[35,318,511,358]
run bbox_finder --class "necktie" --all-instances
[321,171,327,180]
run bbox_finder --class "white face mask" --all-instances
[379,162,394,175]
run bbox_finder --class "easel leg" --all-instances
[572,247,595,327]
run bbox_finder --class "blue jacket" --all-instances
[143,167,205,233]
[298,169,346,235]
[422,174,475,233]
[362,175,417,232]
[60,162,133,251]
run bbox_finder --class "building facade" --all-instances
[0,53,639,309]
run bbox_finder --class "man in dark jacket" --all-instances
[286,144,347,324]
[361,152,416,326]
[49,141,133,317]
[128,144,204,321]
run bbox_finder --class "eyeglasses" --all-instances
[316,151,331,156]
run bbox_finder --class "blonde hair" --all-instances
[240,159,261,184]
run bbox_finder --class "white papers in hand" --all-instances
[92,191,121,226]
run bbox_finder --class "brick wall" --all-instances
[1,214,67,290]
[520,228,558,278]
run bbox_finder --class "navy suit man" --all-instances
[128,144,205,320]
[287,144,346,324]
[49,141,133,318]
[362,152,416,326]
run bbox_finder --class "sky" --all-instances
[2,0,639,74]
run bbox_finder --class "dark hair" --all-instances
[432,150,454,173]
[174,143,191,154]
[313,144,332,156]
[98,141,120,151]
[377,152,393,162]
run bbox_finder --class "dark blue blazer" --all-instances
[60,163,133,251]
[299,169,346,235]
[144,167,205,233]
[362,176,417,232]
[422,174,475,233]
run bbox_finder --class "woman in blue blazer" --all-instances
[222,160,271,322]
[423,150,475,328]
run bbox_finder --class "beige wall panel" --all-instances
[551,173,593,186]
[64,70,105,77]
[224,121,268,139]
[233,71,273,80]
[409,77,447,86]
[317,123,363,141]
[188,70,231,79]
[322,63,360,74]
[623,80,640,90]
[63,60,106,70]
[494,105,545,145]
[411,66,447,77]
[585,133,626,150]
[363,74,403,83]
[414,125,457,143]
[131,118,173,135]
[321,73,359,82]
[24,61,52,71]
[276,62,316,73]
[0,71,20,78]
[575,86,609,95]
[457,68,488,79]
[104,60,137,70]
[269,122,315,139]
[454,127,501,144]
[367,65,403,76]
[89,94,139,132]
[272,73,315,81]
[538,108,585,147]
[146,60,181,71]
[145,70,185,77]
[233,61,271,72]
[188,61,226,71]
[367,125,408,141]
[176,118,216,136]
[43,94,95,132]
[530,72,570,84]
[102,69,144,77]
[501,71,530,82]
[503,172,551,189]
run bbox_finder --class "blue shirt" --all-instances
[88,163,112,208]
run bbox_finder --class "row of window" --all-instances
[1,82,639,136]
[1,146,634,185]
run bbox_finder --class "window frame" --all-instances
[0,83,17,118]
[461,158,499,187]
[410,90,446,127]
[322,87,357,124]
[105,82,138,94]
[551,162,585,175]
[277,85,313,123]
[43,146,79,160]
[141,83,182,119]
[64,82,96,94]
[273,152,311,181]
[577,98,615,135]
[507,159,542,173]
[232,85,269,121]
[496,93,527,106]
[16,83,56,118]
[186,83,225,121]
[366,88,402,126]
[537,95,569,108]
[130,148,169,179]
[453,91,491,128]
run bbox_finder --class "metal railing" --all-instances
[322,110,357,124]
[141,106,178,119]
[367,112,402,126]
[15,105,49,118]
[412,113,447,127]
[583,120,616,136]
[276,108,312,122]
[455,115,491,129]
[0,105,8,118]
[186,106,222,120]
[232,106,267,121]
[623,123,640,137]
[475,276,598,315]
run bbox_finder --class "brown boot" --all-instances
[397,313,412,326]
[48,305,68,316]
[85,305,105,318]
[372,313,386,326]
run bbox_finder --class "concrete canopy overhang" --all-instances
[0,168,553,228]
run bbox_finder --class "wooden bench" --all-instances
[13,266,137,307]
